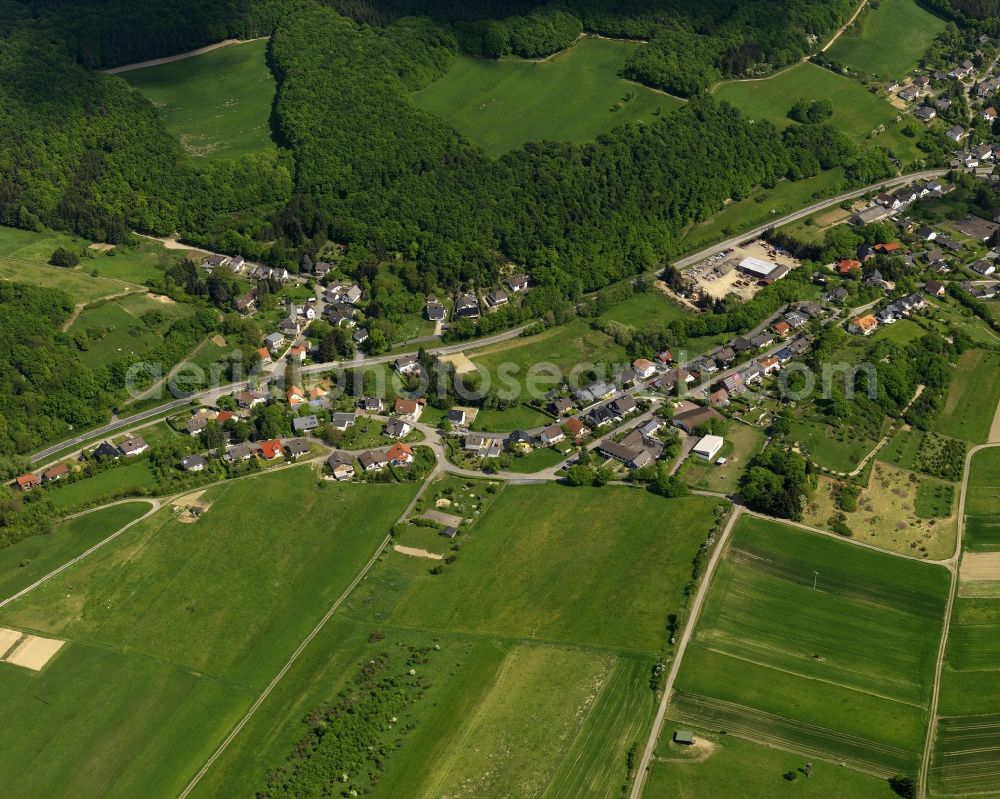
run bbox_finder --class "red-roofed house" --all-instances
[257,347,272,365]
[215,410,235,425]
[43,463,69,482]
[837,258,862,274]
[287,385,306,408]
[387,442,415,465]
[565,417,587,438]
[873,242,902,254]
[656,350,672,365]
[850,314,879,336]
[772,320,791,337]
[257,439,284,460]
[289,344,307,363]
[633,358,656,379]
[15,473,39,491]
[758,356,780,375]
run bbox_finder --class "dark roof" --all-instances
[285,438,310,456]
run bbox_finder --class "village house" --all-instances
[359,396,384,413]
[671,406,723,434]
[254,439,283,460]
[293,414,320,434]
[464,435,503,458]
[387,442,415,466]
[946,124,967,143]
[329,412,356,431]
[539,423,565,446]
[565,417,587,439]
[181,454,208,472]
[486,290,509,308]
[264,332,286,353]
[394,397,424,421]
[358,449,388,472]
[15,473,39,491]
[924,280,946,297]
[285,439,311,459]
[447,408,467,427]
[758,356,780,375]
[849,314,879,336]
[633,358,656,379]
[550,397,574,416]
[598,438,652,469]
[43,463,69,482]
[119,436,148,457]
[327,451,356,480]
[693,434,724,462]
[971,259,997,276]
[384,418,413,439]
[224,443,254,463]
[287,385,306,408]
[425,301,447,322]
[394,355,421,376]
[454,294,480,319]
[506,274,530,292]
[256,347,272,365]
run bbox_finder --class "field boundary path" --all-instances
[103,37,268,75]
[0,499,159,610]
[176,469,439,799]
[918,440,1000,798]
[628,505,743,799]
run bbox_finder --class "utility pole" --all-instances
[813,570,819,591]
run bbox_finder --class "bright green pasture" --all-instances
[934,350,1000,444]
[71,293,197,365]
[2,470,415,684]
[646,726,900,798]
[470,319,630,401]
[468,403,553,432]
[598,291,691,328]
[674,515,948,771]
[0,502,149,600]
[0,470,416,798]
[716,63,900,141]
[965,447,1000,551]
[680,169,846,252]
[412,37,680,157]
[123,39,277,159]
[825,0,948,78]
[351,484,724,653]
[44,460,158,512]
[786,418,880,473]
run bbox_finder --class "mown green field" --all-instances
[0,226,175,299]
[646,727,901,798]
[360,485,724,653]
[188,482,705,798]
[123,39,277,159]
[714,63,917,160]
[468,403,553,432]
[681,168,846,251]
[598,291,691,329]
[673,515,949,775]
[964,447,1000,551]
[470,319,630,401]
[934,350,1000,444]
[71,293,197,365]
[0,502,149,600]
[0,469,416,799]
[412,37,681,157]
[44,460,159,512]
[680,422,764,493]
[934,597,1000,794]
[825,0,948,78]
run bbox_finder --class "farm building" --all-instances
[692,435,724,461]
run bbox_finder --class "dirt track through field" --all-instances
[103,37,268,74]
[989,399,1000,443]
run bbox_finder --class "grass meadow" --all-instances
[470,319,631,401]
[825,0,948,78]
[679,422,765,493]
[646,727,901,798]
[597,291,691,329]
[714,63,919,161]
[934,598,1000,794]
[70,293,197,365]
[0,469,416,799]
[188,482,710,798]
[0,502,149,600]
[673,515,949,775]
[44,460,158,512]
[412,37,680,157]
[123,39,277,159]
[964,447,1000,551]
[934,350,1000,444]
[786,418,881,473]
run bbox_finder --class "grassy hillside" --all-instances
[412,37,681,157]
[826,0,948,78]
[122,39,277,159]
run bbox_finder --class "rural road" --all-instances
[628,504,744,799]
[918,441,998,798]
[672,169,949,270]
